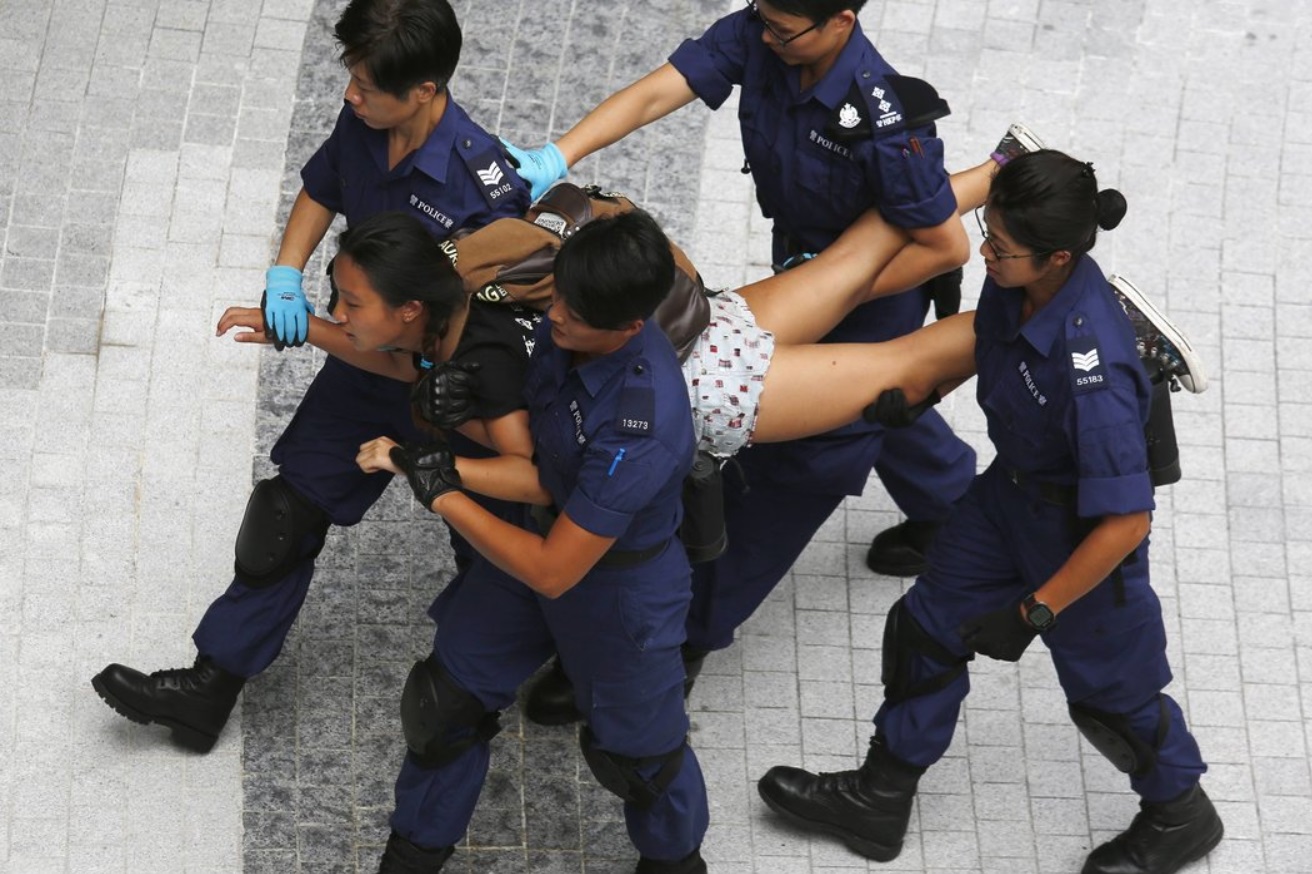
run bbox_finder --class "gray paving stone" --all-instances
[8,0,1312,870]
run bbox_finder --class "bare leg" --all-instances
[749,312,977,445]
[740,160,997,347]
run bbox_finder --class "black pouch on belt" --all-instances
[679,451,727,564]
[1143,358,1181,487]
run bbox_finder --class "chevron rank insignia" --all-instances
[1068,335,1107,394]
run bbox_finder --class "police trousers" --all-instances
[875,461,1208,803]
[192,356,448,677]
[390,546,709,858]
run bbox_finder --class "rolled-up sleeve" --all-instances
[1074,377,1155,518]
[667,12,750,110]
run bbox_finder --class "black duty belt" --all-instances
[530,505,668,569]
[1003,468,1077,507]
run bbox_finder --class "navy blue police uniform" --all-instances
[192,99,530,677]
[667,8,976,651]
[875,255,1207,802]
[389,318,709,859]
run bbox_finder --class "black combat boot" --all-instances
[1082,784,1223,874]
[865,519,939,577]
[635,846,707,873]
[377,831,453,873]
[680,643,709,697]
[525,647,709,726]
[757,735,925,861]
[91,656,245,753]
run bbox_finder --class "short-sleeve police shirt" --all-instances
[669,8,957,252]
[973,255,1154,519]
[301,96,530,238]
[523,319,695,552]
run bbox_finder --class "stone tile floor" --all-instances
[3,0,1310,871]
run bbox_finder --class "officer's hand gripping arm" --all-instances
[412,361,482,430]
[390,441,463,510]
[501,140,568,201]
[261,190,335,350]
[261,266,314,351]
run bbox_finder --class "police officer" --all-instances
[356,211,708,873]
[90,0,530,753]
[506,0,983,722]
[757,151,1223,874]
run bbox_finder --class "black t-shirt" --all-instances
[449,301,542,420]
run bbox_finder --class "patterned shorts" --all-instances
[682,290,776,458]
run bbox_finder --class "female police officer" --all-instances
[756,150,1223,874]
[356,211,709,873]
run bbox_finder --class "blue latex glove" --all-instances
[501,139,568,201]
[261,265,314,350]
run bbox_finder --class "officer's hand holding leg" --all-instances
[957,604,1038,662]
[863,387,942,428]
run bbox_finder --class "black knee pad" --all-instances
[233,476,329,587]
[579,725,686,810]
[400,656,501,769]
[881,596,971,705]
[1069,697,1167,778]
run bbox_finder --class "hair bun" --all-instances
[1095,188,1127,231]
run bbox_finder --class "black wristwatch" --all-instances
[1021,594,1056,631]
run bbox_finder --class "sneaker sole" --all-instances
[91,673,220,753]
[756,780,903,862]
[1108,274,1209,393]
[1007,122,1046,153]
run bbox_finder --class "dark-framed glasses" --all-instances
[746,0,821,46]
[974,207,1051,261]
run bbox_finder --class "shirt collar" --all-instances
[810,20,871,108]
[572,320,654,396]
[366,93,461,183]
[996,255,1101,358]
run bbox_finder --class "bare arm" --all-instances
[1036,511,1152,615]
[356,436,600,597]
[215,307,417,381]
[554,63,698,166]
[863,213,972,302]
[431,496,614,598]
[357,432,549,506]
[275,189,336,270]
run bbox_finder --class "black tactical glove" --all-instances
[412,361,481,430]
[863,387,942,428]
[390,441,462,509]
[957,604,1038,662]
[927,265,963,320]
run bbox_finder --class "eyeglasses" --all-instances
[974,207,1051,261]
[747,0,821,46]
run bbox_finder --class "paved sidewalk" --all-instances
[3,0,1311,872]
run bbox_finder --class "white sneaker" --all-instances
[1108,274,1208,393]
[991,123,1046,166]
